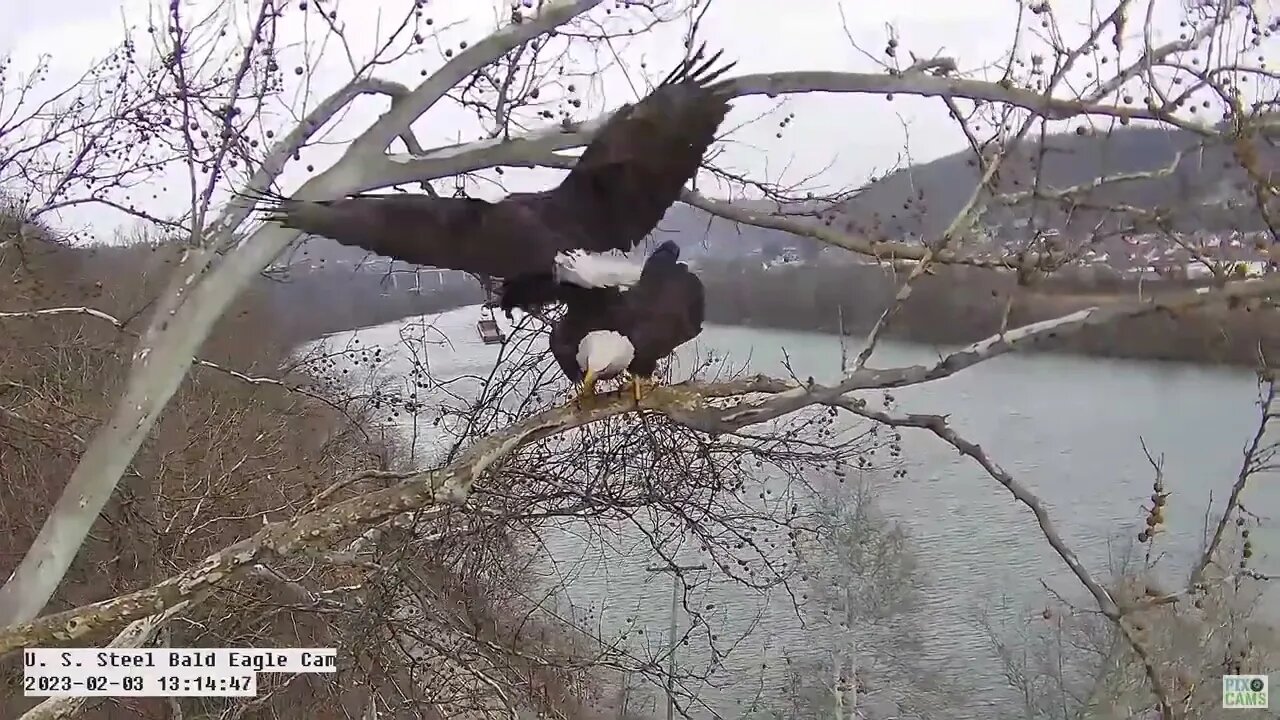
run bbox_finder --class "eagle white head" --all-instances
[577,330,635,384]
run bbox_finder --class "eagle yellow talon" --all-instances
[575,371,599,410]
[629,375,655,404]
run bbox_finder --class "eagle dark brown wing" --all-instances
[543,44,736,254]
[249,44,734,315]
[257,192,580,280]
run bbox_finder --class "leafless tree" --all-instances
[753,464,967,720]
[0,0,1277,719]
[976,370,1278,720]
[295,309,890,717]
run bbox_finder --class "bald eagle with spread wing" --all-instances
[251,44,735,317]
[549,240,704,407]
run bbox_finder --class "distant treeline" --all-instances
[41,241,1278,366]
[257,266,486,342]
[46,241,488,348]
[696,260,1280,367]
[279,257,1277,367]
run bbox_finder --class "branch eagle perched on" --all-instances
[249,43,737,317]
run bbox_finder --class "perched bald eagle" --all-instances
[549,240,705,406]
[251,45,735,317]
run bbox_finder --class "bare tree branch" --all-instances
[4,266,1279,653]
[0,0,607,628]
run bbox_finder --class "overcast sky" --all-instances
[0,0,1262,240]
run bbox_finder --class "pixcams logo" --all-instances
[1222,674,1269,709]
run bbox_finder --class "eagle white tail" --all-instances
[554,249,645,289]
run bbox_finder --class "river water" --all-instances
[310,305,1278,719]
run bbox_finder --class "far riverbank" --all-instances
[697,261,1279,367]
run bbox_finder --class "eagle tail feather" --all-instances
[554,249,645,289]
